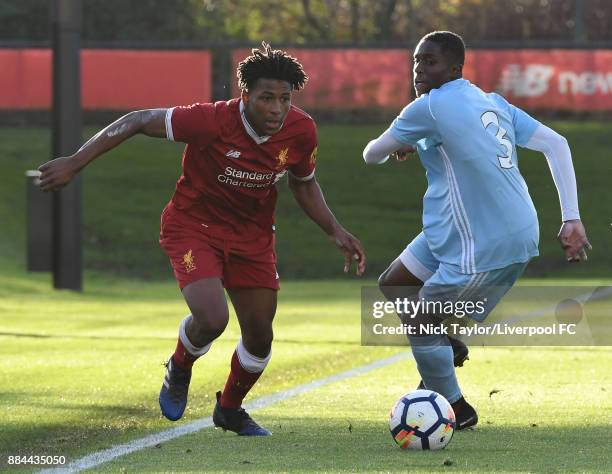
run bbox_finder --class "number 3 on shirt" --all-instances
[481,111,514,169]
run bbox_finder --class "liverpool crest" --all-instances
[276,147,289,168]
[182,249,196,273]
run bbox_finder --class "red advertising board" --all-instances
[0,49,211,109]
[231,48,411,109]
[464,50,612,111]
[0,49,51,108]
[82,50,211,108]
[2,48,611,111]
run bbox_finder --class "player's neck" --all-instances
[239,99,271,144]
[243,110,264,136]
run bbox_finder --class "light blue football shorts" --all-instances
[399,232,529,322]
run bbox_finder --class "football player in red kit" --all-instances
[38,43,365,436]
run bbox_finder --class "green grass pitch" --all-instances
[0,264,610,473]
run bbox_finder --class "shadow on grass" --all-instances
[0,403,163,465]
[1,406,609,472]
[100,416,611,473]
[0,393,154,417]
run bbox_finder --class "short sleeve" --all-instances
[509,103,542,147]
[288,121,318,181]
[166,102,219,145]
[388,95,437,146]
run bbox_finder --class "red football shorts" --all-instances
[159,203,279,291]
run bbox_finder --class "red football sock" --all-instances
[220,351,264,409]
[171,337,200,370]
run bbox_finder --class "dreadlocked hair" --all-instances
[237,42,308,92]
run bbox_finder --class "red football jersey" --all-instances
[165,98,317,240]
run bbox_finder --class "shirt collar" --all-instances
[239,99,271,144]
[440,78,470,89]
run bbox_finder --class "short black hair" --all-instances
[237,42,308,92]
[420,31,465,65]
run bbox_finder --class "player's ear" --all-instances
[452,63,463,78]
[241,89,249,103]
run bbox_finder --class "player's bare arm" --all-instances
[288,174,366,276]
[38,108,167,192]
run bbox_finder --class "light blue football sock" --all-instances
[409,334,462,403]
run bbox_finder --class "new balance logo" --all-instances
[225,150,241,158]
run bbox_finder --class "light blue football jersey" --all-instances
[389,78,541,274]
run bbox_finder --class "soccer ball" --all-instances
[389,389,456,450]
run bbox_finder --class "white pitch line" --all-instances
[38,351,412,474]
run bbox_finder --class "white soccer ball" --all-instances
[389,389,456,450]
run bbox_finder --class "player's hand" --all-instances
[558,219,591,263]
[38,156,79,192]
[391,144,416,162]
[331,229,366,276]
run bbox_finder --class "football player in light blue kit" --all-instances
[363,31,591,430]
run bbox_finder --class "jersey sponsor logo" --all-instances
[225,150,242,158]
[275,147,289,168]
[272,170,287,184]
[182,249,197,273]
[223,166,274,181]
[310,146,318,166]
[218,166,276,188]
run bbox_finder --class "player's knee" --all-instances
[379,264,423,303]
[378,267,391,289]
[378,269,394,300]
[252,328,274,348]
[379,267,402,301]
[190,308,229,340]
[243,327,273,356]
